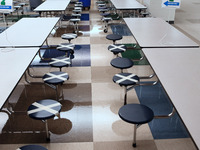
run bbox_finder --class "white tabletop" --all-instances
[34,0,70,12]
[143,48,200,149]
[0,17,60,47]
[124,18,199,48]
[0,47,39,109]
[110,0,146,10]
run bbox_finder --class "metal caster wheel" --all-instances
[104,29,108,33]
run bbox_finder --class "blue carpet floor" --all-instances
[110,24,132,36]
[135,82,190,139]
[31,45,90,67]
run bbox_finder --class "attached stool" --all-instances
[108,44,126,56]
[110,57,134,73]
[102,17,112,33]
[71,13,81,18]
[49,56,71,71]
[17,145,47,150]
[118,104,154,147]
[61,33,77,43]
[27,99,62,140]
[106,34,123,44]
[69,18,81,34]
[57,43,75,56]
[73,9,82,14]
[113,73,139,105]
[43,71,69,101]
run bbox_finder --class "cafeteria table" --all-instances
[34,0,71,17]
[0,17,60,48]
[110,0,146,17]
[143,48,200,149]
[0,47,39,109]
[124,18,199,48]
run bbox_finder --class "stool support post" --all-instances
[133,124,137,147]
[124,87,127,105]
[45,120,50,140]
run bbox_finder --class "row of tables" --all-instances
[106,0,200,148]
[123,18,200,149]
[0,0,64,110]
[0,0,74,108]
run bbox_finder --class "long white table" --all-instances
[0,47,39,109]
[110,0,146,10]
[34,0,70,13]
[124,18,199,48]
[0,17,60,47]
[143,48,200,149]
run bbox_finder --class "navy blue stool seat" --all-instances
[106,34,123,44]
[69,18,81,34]
[118,103,154,147]
[113,73,139,104]
[57,43,75,55]
[18,145,47,150]
[61,33,77,43]
[27,99,62,140]
[49,56,71,71]
[110,57,133,72]
[102,17,112,33]
[108,44,126,55]
[43,71,69,100]
[73,9,82,14]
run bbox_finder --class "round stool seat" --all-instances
[73,9,82,13]
[75,4,83,7]
[61,33,77,41]
[108,44,126,55]
[71,13,81,18]
[49,56,71,68]
[76,1,83,4]
[110,57,133,70]
[57,43,75,51]
[100,12,110,17]
[99,9,108,12]
[119,103,154,124]
[70,18,80,23]
[43,71,69,85]
[27,99,61,120]
[113,73,139,86]
[103,17,112,22]
[106,34,123,44]
[18,145,47,150]
[98,3,106,6]
[98,6,107,9]
[14,5,21,9]
[19,2,26,6]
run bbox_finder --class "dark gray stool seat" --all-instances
[69,18,81,34]
[100,12,110,17]
[73,9,82,13]
[57,43,75,55]
[70,18,81,23]
[18,145,47,150]
[27,99,61,140]
[43,71,69,100]
[113,73,139,104]
[99,8,108,13]
[108,44,126,55]
[49,56,71,71]
[118,103,154,147]
[110,57,133,72]
[72,13,81,18]
[43,71,69,85]
[61,33,77,43]
[106,34,123,44]
[102,17,112,33]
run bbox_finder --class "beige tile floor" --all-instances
[0,0,199,149]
